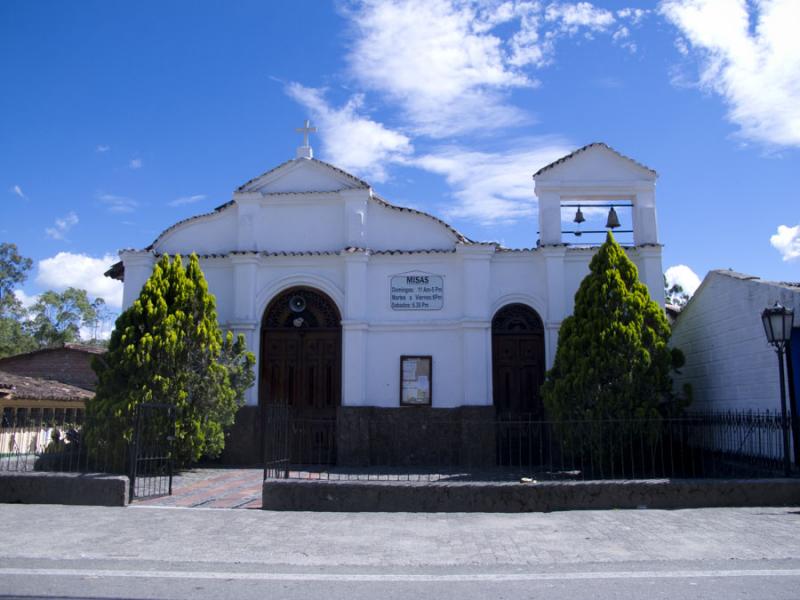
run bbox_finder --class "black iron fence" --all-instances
[0,408,126,474]
[263,410,796,482]
[1,403,175,500]
[128,403,176,501]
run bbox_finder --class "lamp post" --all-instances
[761,302,795,476]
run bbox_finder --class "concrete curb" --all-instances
[0,472,129,507]
[262,478,800,512]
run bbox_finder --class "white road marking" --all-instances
[1,568,800,582]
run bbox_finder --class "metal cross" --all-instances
[296,119,316,147]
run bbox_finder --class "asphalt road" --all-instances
[1,504,799,599]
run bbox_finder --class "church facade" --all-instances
[108,139,664,464]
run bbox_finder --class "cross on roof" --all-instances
[296,119,316,147]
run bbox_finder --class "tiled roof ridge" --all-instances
[144,200,236,252]
[532,142,658,178]
[310,158,371,188]
[0,343,106,361]
[0,370,94,401]
[712,269,800,289]
[370,194,474,245]
[159,247,462,259]
[235,157,370,193]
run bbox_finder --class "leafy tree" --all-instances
[665,281,690,308]
[542,232,683,422]
[84,297,113,346]
[0,243,35,357]
[27,287,100,347]
[0,309,37,357]
[87,254,255,466]
[0,242,32,302]
[0,244,111,356]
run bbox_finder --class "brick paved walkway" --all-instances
[134,468,263,509]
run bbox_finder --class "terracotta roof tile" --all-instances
[0,371,94,402]
[533,142,657,178]
[371,194,474,245]
[236,157,370,193]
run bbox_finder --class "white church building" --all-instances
[107,135,664,464]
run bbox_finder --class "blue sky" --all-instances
[2,0,798,315]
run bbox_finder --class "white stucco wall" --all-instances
[670,271,800,412]
[118,146,664,409]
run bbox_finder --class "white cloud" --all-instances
[346,0,535,137]
[13,289,38,309]
[169,194,207,207]
[45,211,79,240]
[36,252,123,309]
[344,1,648,137]
[665,264,702,296]
[617,8,648,24]
[96,144,110,153]
[661,0,800,148]
[129,158,143,169]
[545,2,615,33]
[413,137,573,224]
[612,26,637,53]
[10,185,26,200]
[98,193,138,213]
[286,83,413,182]
[770,224,800,261]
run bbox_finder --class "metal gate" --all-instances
[129,403,176,501]
[263,404,290,479]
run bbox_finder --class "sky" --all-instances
[1,0,798,318]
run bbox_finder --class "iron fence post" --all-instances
[128,406,140,503]
[777,347,792,477]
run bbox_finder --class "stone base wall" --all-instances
[220,406,262,466]
[263,478,800,512]
[337,406,497,467]
[220,404,499,467]
[0,472,129,507]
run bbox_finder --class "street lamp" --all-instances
[761,302,795,476]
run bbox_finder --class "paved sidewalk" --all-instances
[1,504,799,567]
[134,468,263,509]
[3,504,800,600]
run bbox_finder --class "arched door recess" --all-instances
[491,303,546,418]
[260,287,341,464]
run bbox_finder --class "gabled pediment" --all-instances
[237,157,370,194]
[533,143,657,183]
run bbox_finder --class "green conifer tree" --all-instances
[87,254,254,466]
[541,232,682,422]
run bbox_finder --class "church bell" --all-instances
[573,206,585,236]
[605,206,621,229]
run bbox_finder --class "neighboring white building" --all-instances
[107,138,664,463]
[671,270,800,414]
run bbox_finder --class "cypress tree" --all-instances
[87,254,254,466]
[541,232,682,422]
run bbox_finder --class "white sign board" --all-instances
[390,272,444,311]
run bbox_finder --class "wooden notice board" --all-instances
[400,355,432,406]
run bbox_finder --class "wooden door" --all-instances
[491,304,545,418]
[260,288,341,464]
[260,331,340,415]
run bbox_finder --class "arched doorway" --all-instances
[260,287,341,464]
[491,303,546,418]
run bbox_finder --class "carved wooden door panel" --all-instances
[261,288,342,464]
[491,304,546,418]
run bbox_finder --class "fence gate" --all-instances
[129,403,176,501]
[263,404,290,479]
